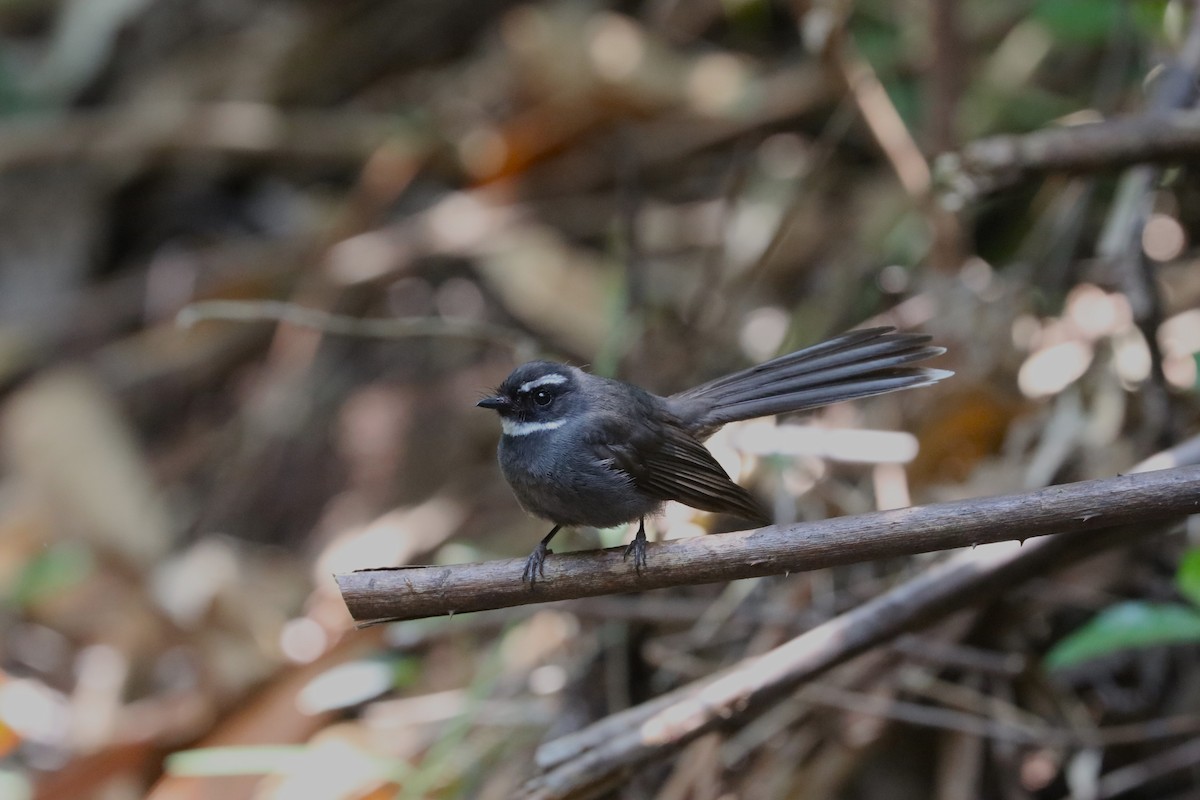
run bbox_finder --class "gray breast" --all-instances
[497,424,660,528]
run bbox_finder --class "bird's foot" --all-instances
[522,524,561,586]
[522,541,551,585]
[622,520,648,573]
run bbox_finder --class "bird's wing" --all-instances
[591,414,769,524]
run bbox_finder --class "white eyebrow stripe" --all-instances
[518,373,568,393]
[502,418,567,436]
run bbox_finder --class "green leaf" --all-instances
[1033,0,1165,43]
[1045,601,1200,670]
[165,746,309,777]
[1033,0,1120,43]
[166,746,406,783]
[0,768,31,800]
[7,543,93,608]
[1175,549,1200,608]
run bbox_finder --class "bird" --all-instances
[476,327,950,583]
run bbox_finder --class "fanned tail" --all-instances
[669,327,951,438]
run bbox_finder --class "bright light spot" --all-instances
[0,679,69,744]
[364,689,465,730]
[1066,749,1103,800]
[503,611,579,671]
[782,461,821,497]
[663,519,708,540]
[261,737,390,800]
[1114,329,1152,385]
[1056,109,1104,126]
[739,307,789,362]
[1164,354,1197,388]
[1018,341,1093,397]
[878,264,909,294]
[71,645,128,750]
[726,200,779,266]
[529,664,567,695]
[297,660,394,715]
[319,498,462,577]
[661,501,710,539]
[1159,309,1200,356]
[987,21,1053,90]
[705,426,746,482]
[1159,309,1200,389]
[758,133,809,180]
[280,618,328,664]
[426,192,504,251]
[687,53,748,116]
[733,423,920,464]
[1066,284,1131,339]
[152,539,239,626]
[458,127,508,179]
[327,231,403,285]
[587,13,645,82]
[960,258,993,294]
[801,8,837,52]
[1142,213,1186,262]
[1134,451,1177,472]
[0,769,31,800]
[1021,749,1060,791]
[872,463,910,510]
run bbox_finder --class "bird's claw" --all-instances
[622,534,647,573]
[522,542,550,585]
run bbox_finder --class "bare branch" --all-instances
[337,466,1200,625]
[176,300,533,352]
[0,103,427,170]
[941,112,1200,194]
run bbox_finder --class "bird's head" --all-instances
[477,362,582,436]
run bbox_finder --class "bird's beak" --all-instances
[477,395,510,411]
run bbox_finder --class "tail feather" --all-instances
[694,343,945,407]
[687,327,902,397]
[669,327,950,436]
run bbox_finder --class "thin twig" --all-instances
[1090,736,1200,799]
[834,40,931,201]
[943,111,1200,194]
[338,466,1200,625]
[802,684,1200,748]
[827,27,963,268]
[0,103,428,170]
[176,299,534,353]
[926,0,963,154]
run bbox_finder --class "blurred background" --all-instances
[0,0,1199,798]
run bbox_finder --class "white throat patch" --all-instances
[501,417,567,436]
[518,373,568,393]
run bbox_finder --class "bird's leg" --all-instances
[622,518,648,572]
[522,525,562,585]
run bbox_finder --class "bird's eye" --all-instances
[533,389,553,406]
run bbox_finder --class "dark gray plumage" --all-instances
[477,327,951,582]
